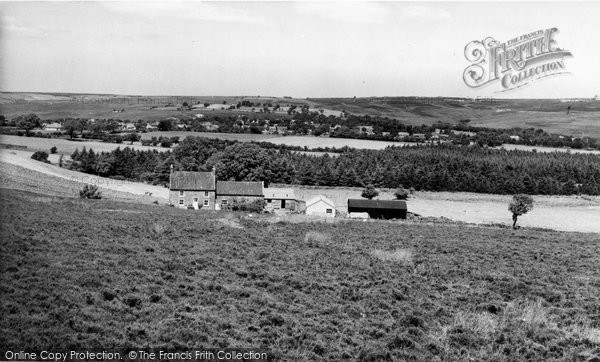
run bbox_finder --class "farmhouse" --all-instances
[347,199,407,220]
[305,195,336,218]
[264,188,302,212]
[169,171,216,210]
[44,122,63,132]
[215,181,264,210]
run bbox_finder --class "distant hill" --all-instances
[1,92,599,137]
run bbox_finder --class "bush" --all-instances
[31,151,50,163]
[361,184,379,200]
[223,198,265,213]
[79,184,102,199]
[50,146,58,154]
[394,186,409,200]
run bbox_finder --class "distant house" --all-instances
[347,199,407,220]
[509,135,520,141]
[215,181,264,210]
[412,133,426,140]
[355,125,374,135]
[305,195,336,218]
[169,171,216,210]
[44,122,63,132]
[451,130,476,137]
[201,122,219,132]
[146,124,158,131]
[396,131,410,140]
[264,188,302,212]
[124,122,136,131]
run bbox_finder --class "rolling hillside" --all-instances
[2,92,600,137]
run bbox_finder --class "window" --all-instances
[193,198,198,203]
[222,199,228,205]
[203,200,209,206]
[204,191,209,197]
[267,199,272,203]
[326,209,332,214]
[179,199,184,205]
[179,190,184,197]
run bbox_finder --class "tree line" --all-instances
[67,136,600,195]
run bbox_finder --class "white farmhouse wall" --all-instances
[305,199,336,218]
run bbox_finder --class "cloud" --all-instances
[294,2,390,24]
[100,2,273,26]
[1,15,43,35]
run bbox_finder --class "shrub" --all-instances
[30,151,50,163]
[224,198,265,213]
[50,146,58,154]
[361,184,379,200]
[79,184,102,199]
[394,186,409,200]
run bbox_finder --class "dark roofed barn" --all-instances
[347,199,407,220]
[216,181,264,196]
[216,181,264,210]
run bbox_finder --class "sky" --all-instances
[0,1,599,98]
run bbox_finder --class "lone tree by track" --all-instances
[508,194,534,229]
[361,184,379,200]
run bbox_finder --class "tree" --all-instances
[508,194,533,229]
[16,113,41,136]
[361,184,379,200]
[63,119,83,140]
[31,151,50,163]
[158,119,173,131]
[50,146,58,154]
[394,186,409,200]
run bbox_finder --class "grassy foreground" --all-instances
[1,188,599,360]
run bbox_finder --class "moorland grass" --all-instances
[1,188,599,360]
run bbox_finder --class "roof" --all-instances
[264,188,295,199]
[217,181,263,196]
[348,199,407,210]
[170,171,215,191]
[45,122,62,128]
[305,195,335,209]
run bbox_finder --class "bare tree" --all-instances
[508,194,534,229]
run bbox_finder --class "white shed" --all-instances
[304,195,336,218]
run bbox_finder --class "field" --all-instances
[1,188,599,360]
[0,149,168,202]
[2,144,599,233]
[3,92,600,138]
[289,186,600,233]
[0,134,164,155]
[498,144,600,155]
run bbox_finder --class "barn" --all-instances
[305,195,336,218]
[263,188,302,212]
[347,199,407,219]
[215,181,264,210]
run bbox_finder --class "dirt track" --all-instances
[0,149,168,202]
